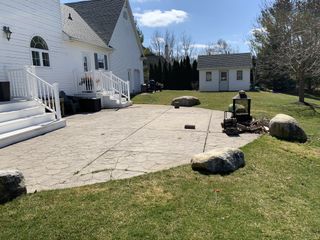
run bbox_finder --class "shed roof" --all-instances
[198,53,252,69]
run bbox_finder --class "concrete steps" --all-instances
[0,100,66,148]
[101,94,132,109]
[0,106,45,123]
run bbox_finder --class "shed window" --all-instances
[30,36,50,67]
[237,70,243,80]
[220,72,228,81]
[206,72,212,81]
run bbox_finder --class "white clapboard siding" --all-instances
[109,5,144,94]
[0,0,144,95]
[199,68,251,92]
[0,0,74,94]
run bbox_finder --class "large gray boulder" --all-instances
[269,114,307,143]
[191,148,245,174]
[0,170,27,204]
[171,96,200,107]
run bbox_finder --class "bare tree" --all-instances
[174,43,182,60]
[150,30,164,56]
[164,30,176,62]
[181,32,194,57]
[204,42,216,55]
[204,39,234,55]
[216,39,233,54]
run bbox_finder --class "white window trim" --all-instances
[206,72,212,81]
[97,54,105,70]
[220,71,228,81]
[31,48,50,67]
[237,70,243,81]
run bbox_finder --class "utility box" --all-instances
[79,98,101,113]
[0,82,10,102]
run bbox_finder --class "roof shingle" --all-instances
[198,53,252,69]
[66,0,126,46]
[61,5,107,48]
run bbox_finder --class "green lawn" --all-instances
[1,91,320,240]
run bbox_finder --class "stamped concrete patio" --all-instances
[0,104,259,192]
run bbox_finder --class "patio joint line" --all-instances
[74,107,172,176]
[110,107,172,179]
[81,168,148,177]
[107,149,191,155]
[203,111,213,153]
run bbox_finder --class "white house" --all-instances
[198,53,252,92]
[0,0,144,148]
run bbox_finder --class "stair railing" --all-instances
[7,66,62,120]
[99,71,130,102]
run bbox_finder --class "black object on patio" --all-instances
[79,98,101,113]
[0,82,10,102]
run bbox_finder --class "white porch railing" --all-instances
[74,70,130,102]
[7,66,62,120]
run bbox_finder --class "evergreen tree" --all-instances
[192,60,199,90]
[149,64,154,81]
[156,59,163,84]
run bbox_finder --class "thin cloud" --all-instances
[134,9,188,27]
[191,44,207,49]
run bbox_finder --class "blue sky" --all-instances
[62,0,263,53]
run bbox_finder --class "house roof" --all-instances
[61,5,108,48]
[66,0,126,46]
[197,53,252,69]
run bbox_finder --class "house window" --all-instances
[30,36,50,67]
[42,52,50,67]
[94,53,108,70]
[97,54,105,69]
[206,72,212,81]
[83,56,88,72]
[31,51,41,66]
[237,70,243,80]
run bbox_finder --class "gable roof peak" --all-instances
[66,0,126,45]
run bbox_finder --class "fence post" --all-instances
[53,83,62,120]
[24,66,31,99]
[92,71,97,93]
[127,81,131,102]
[109,71,113,93]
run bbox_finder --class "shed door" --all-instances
[219,71,229,91]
